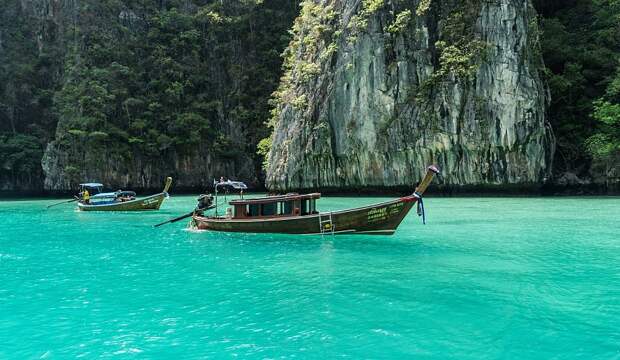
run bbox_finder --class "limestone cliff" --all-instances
[266,0,554,191]
[41,140,255,191]
[1,0,297,193]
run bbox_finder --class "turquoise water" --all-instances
[1,196,619,359]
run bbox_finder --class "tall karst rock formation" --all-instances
[1,0,298,192]
[266,0,555,191]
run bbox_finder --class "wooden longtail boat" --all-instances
[189,166,439,235]
[77,177,172,212]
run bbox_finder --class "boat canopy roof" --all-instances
[215,180,248,190]
[80,183,103,188]
[229,193,320,206]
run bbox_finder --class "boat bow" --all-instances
[399,165,440,224]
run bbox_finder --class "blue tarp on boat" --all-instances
[91,192,118,199]
[79,183,104,187]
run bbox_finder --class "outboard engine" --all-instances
[196,194,214,211]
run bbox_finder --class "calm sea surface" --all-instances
[1,196,619,359]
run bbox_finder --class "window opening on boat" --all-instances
[262,202,276,216]
[277,201,290,215]
[283,201,294,214]
[247,204,259,217]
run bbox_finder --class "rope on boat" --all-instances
[413,191,426,225]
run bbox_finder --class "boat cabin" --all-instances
[227,193,320,219]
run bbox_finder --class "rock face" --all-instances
[0,0,65,193]
[41,141,255,192]
[267,0,554,191]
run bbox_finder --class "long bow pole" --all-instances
[153,205,215,228]
[46,198,78,209]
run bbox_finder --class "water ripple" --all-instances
[0,196,619,358]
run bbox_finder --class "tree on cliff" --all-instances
[586,65,620,182]
[537,0,620,182]
[0,0,64,189]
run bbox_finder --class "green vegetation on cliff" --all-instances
[1,0,298,190]
[56,1,293,157]
[536,0,620,181]
[0,1,63,189]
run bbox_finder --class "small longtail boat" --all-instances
[189,166,439,235]
[77,177,172,212]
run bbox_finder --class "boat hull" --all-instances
[77,192,168,211]
[190,198,416,235]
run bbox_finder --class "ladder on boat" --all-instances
[318,212,335,236]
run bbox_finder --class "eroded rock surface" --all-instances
[267,0,554,191]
